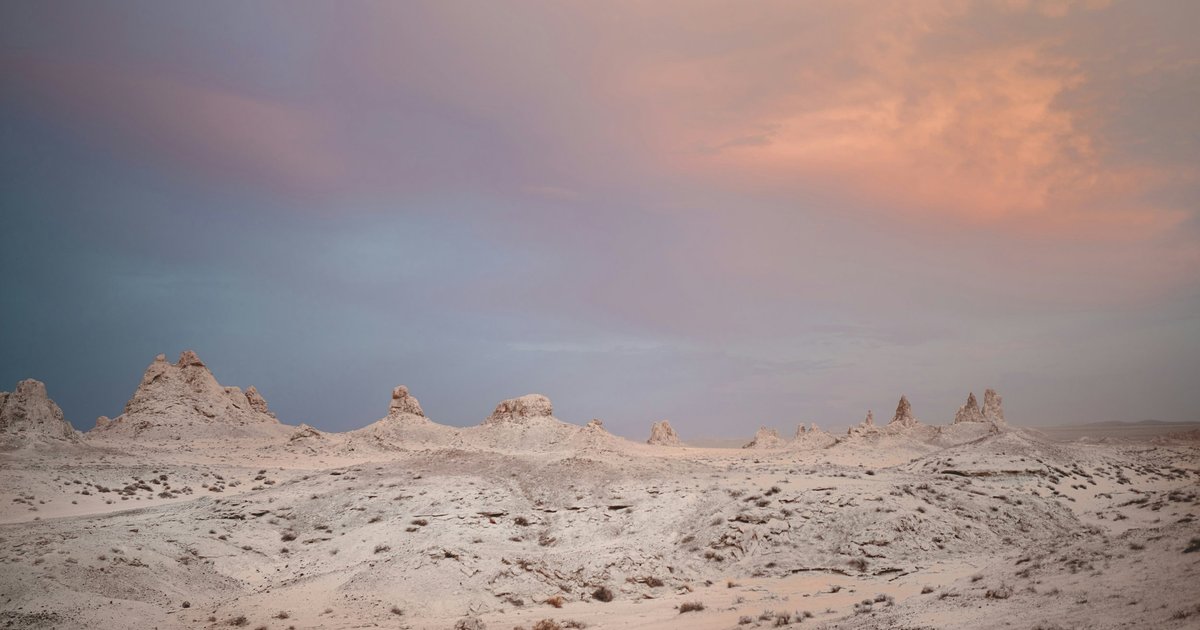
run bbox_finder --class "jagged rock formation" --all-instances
[585,418,605,431]
[743,426,785,449]
[792,422,836,449]
[245,386,275,418]
[88,351,287,439]
[647,420,680,446]
[0,379,79,444]
[889,395,919,428]
[983,388,1005,423]
[388,385,425,417]
[954,392,985,424]
[484,394,553,424]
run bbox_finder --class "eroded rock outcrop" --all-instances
[289,423,323,441]
[889,395,919,428]
[983,388,1005,424]
[954,392,985,424]
[388,385,425,417]
[484,394,553,424]
[89,351,286,439]
[847,410,878,436]
[647,420,680,446]
[0,379,78,443]
[743,426,784,449]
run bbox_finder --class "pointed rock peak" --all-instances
[484,394,553,424]
[810,422,822,433]
[176,350,206,368]
[890,395,918,427]
[647,419,680,445]
[154,353,167,362]
[389,385,425,417]
[743,426,784,449]
[954,391,985,424]
[983,388,1005,423]
[864,409,875,426]
[0,379,78,442]
[796,423,807,436]
[586,418,605,430]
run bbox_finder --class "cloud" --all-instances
[1,56,347,197]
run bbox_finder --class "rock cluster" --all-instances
[953,392,985,424]
[647,420,680,445]
[795,422,822,437]
[388,385,425,417]
[0,379,78,442]
[484,394,553,424]
[743,426,785,449]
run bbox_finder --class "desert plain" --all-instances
[1,351,1198,630]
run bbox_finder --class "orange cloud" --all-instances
[604,0,1183,238]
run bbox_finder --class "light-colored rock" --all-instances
[647,419,680,445]
[586,418,605,430]
[95,415,111,430]
[89,351,285,439]
[483,394,553,424]
[244,386,275,418]
[0,379,78,442]
[847,410,877,436]
[388,385,425,417]
[288,424,323,442]
[889,395,918,428]
[743,426,784,449]
[954,392,985,424]
[983,388,1005,424]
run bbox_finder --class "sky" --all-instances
[2,1,1198,438]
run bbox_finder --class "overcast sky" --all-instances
[2,1,1198,438]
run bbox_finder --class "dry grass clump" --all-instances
[544,595,565,608]
[679,601,705,613]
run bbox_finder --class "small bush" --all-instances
[644,576,664,587]
[1185,537,1200,553]
[679,601,705,613]
[374,544,391,554]
[591,586,614,602]
[533,620,562,630]
[848,557,868,572]
[228,616,249,627]
[544,595,565,608]
[514,516,531,526]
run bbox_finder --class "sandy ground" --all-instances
[1,426,1198,630]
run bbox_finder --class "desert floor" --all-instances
[2,427,1198,630]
